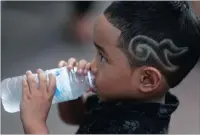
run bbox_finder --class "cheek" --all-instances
[95,65,131,95]
[91,56,98,73]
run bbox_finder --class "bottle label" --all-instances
[46,67,74,104]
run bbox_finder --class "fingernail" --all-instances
[68,65,72,70]
[79,69,83,74]
[26,70,31,74]
[84,69,88,75]
[50,73,55,78]
[48,73,52,77]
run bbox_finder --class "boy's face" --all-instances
[91,15,166,101]
[90,15,141,100]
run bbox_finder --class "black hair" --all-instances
[104,1,200,88]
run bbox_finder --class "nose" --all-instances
[91,58,97,75]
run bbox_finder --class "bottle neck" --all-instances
[87,71,95,89]
[71,67,95,89]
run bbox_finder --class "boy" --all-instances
[20,1,200,134]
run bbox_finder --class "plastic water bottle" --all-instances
[1,67,95,113]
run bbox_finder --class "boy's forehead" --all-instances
[94,15,121,47]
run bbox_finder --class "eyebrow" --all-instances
[94,42,107,55]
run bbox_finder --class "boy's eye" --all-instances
[98,52,107,63]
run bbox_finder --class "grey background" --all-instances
[1,1,200,134]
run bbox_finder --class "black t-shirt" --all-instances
[76,92,179,134]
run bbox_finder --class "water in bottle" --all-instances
[1,67,95,113]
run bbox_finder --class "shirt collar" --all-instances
[97,92,179,118]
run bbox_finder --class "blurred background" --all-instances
[1,1,200,134]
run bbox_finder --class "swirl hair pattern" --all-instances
[128,35,188,72]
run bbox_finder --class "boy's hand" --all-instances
[20,69,56,134]
[58,58,93,93]
[58,57,91,75]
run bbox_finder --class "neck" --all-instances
[147,94,165,104]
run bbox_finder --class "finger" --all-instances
[26,70,37,92]
[78,59,87,74]
[48,73,56,97]
[84,63,91,75]
[22,79,30,98]
[58,60,67,68]
[86,88,92,93]
[37,69,47,92]
[68,57,77,69]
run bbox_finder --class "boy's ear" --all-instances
[139,67,162,93]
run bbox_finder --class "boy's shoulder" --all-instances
[77,92,179,134]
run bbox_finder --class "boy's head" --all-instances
[90,1,200,101]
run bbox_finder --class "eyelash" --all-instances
[98,51,107,63]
